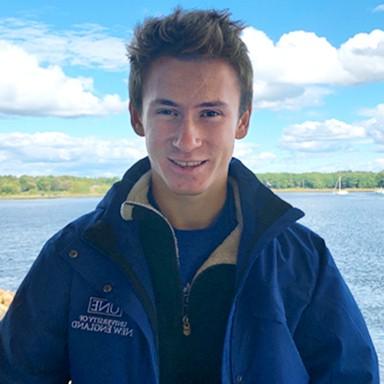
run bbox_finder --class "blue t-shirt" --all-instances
[148,185,237,286]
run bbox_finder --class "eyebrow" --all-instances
[151,98,228,108]
[152,98,179,107]
[197,101,228,108]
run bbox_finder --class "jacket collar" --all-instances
[228,157,305,278]
[98,156,303,225]
[91,156,304,283]
[96,157,152,223]
[95,156,304,251]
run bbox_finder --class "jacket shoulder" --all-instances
[273,222,327,274]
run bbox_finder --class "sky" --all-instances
[1,0,384,176]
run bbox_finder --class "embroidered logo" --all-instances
[87,297,123,317]
[71,297,134,337]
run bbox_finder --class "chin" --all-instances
[169,186,207,197]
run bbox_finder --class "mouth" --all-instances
[169,159,207,169]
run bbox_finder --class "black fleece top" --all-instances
[140,186,238,383]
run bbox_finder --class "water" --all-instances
[279,192,384,378]
[0,197,100,290]
[0,192,383,377]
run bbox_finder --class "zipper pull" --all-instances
[182,284,192,336]
[182,315,191,336]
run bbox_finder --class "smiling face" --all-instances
[130,56,251,204]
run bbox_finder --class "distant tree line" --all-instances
[0,171,384,197]
[0,175,118,196]
[257,171,384,190]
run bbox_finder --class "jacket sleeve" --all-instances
[294,239,380,383]
[0,233,72,384]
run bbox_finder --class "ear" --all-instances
[235,106,252,140]
[129,101,145,137]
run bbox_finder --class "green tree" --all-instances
[376,171,384,188]
[0,177,20,194]
[19,175,37,192]
[36,177,52,192]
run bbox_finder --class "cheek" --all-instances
[211,129,236,150]
[145,132,169,167]
[144,130,162,149]
[144,123,172,145]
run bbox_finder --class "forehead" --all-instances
[142,56,241,105]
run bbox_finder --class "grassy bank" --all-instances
[0,192,105,200]
[0,175,118,199]
[274,188,379,193]
[0,188,381,200]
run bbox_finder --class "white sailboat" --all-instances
[333,176,349,195]
[375,187,384,194]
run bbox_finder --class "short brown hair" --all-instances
[127,8,253,115]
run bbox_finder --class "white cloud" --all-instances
[0,131,277,175]
[0,18,127,70]
[234,141,260,158]
[370,126,384,146]
[0,132,147,176]
[339,30,384,83]
[243,26,384,86]
[373,4,384,12]
[0,130,378,175]
[375,158,384,168]
[0,41,126,117]
[234,141,277,170]
[2,17,384,115]
[359,103,384,148]
[242,27,384,110]
[242,27,344,110]
[243,28,351,84]
[280,119,367,152]
[360,102,384,118]
[253,81,331,110]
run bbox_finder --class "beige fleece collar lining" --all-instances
[120,171,243,280]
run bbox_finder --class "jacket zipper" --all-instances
[123,201,204,338]
[182,283,192,336]
[137,203,192,338]
[181,269,212,337]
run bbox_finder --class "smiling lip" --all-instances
[169,159,207,168]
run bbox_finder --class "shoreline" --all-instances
[274,188,379,193]
[0,188,381,200]
[0,193,104,201]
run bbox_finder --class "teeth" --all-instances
[172,160,204,167]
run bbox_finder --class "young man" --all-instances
[0,9,379,384]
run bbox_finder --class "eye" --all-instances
[200,110,221,118]
[156,108,178,117]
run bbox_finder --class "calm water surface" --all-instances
[0,192,383,376]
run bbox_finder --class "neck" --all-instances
[152,184,227,230]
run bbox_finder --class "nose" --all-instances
[172,116,202,152]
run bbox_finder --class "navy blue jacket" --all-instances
[0,158,379,383]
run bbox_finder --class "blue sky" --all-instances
[1,0,384,176]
